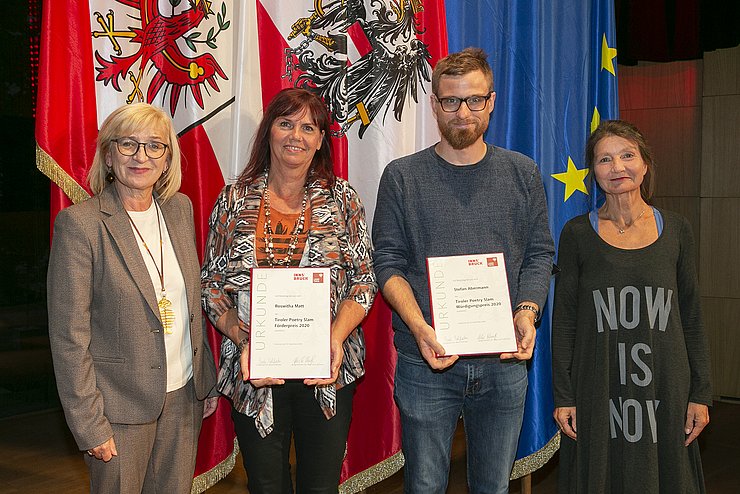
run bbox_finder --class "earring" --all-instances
[106,168,115,183]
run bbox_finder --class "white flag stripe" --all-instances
[349,91,439,226]
[208,0,262,182]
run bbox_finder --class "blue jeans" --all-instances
[394,351,527,494]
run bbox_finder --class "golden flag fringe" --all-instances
[510,432,560,479]
[190,438,239,494]
[335,431,560,490]
[339,450,405,494]
[35,143,91,205]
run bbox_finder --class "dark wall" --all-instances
[0,0,55,418]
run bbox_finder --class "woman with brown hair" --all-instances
[552,120,712,493]
[201,88,377,493]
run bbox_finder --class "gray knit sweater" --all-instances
[372,144,554,357]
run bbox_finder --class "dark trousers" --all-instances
[232,381,356,494]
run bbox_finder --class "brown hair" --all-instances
[237,88,334,187]
[585,119,656,200]
[88,103,182,201]
[432,47,494,95]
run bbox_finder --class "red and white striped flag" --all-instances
[36,1,447,491]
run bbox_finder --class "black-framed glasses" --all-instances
[435,94,492,113]
[112,138,169,159]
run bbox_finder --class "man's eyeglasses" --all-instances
[435,94,492,113]
[112,138,169,159]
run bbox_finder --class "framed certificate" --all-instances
[427,253,517,356]
[247,267,331,379]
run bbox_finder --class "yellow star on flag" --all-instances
[552,157,590,202]
[591,107,601,133]
[601,34,618,75]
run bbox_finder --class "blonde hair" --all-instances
[87,103,182,202]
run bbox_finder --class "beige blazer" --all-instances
[47,185,217,451]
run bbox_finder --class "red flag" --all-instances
[35,0,97,218]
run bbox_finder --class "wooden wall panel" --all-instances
[701,94,740,197]
[619,60,702,110]
[700,198,740,298]
[620,107,701,197]
[651,196,700,238]
[703,297,740,398]
[703,46,740,96]
[701,44,740,400]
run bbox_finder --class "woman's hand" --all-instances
[238,340,250,381]
[684,402,709,446]
[305,337,345,386]
[250,377,286,388]
[303,298,370,385]
[203,396,219,419]
[554,406,577,440]
[87,436,118,462]
[238,339,285,387]
[215,308,275,384]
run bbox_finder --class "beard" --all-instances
[437,116,488,150]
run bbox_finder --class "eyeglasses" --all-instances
[111,138,169,159]
[435,94,492,113]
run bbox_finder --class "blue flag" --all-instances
[444,0,619,477]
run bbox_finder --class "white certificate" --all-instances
[427,253,517,356]
[248,267,331,379]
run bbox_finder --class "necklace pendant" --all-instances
[127,202,171,332]
[158,296,175,334]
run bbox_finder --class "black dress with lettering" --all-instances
[552,210,712,493]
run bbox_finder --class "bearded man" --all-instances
[372,48,554,494]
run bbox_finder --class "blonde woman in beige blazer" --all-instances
[47,103,218,494]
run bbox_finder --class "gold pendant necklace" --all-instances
[157,297,175,334]
[127,201,175,334]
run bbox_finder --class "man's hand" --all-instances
[500,308,536,360]
[411,320,459,370]
[380,276,458,370]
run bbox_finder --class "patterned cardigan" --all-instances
[201,175,377,437]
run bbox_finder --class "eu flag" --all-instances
[444,0,619,477]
